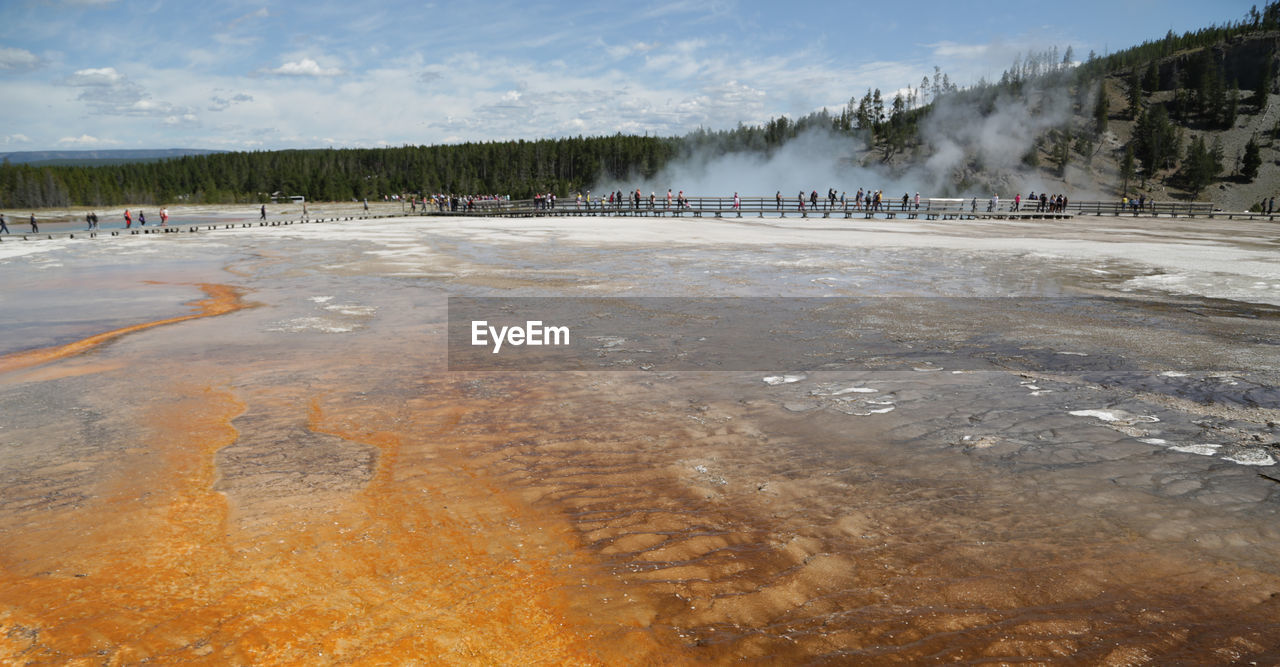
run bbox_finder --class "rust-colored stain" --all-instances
[0,283,251,376]
[0,380,683,664]
[3,315,1280,662]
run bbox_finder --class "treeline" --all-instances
[0,135,680,208]
[1076,1,1280,77]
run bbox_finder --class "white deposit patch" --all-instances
[1169,444,1220,456]
[1069,409,1160,424]
[1223,450,1276,466]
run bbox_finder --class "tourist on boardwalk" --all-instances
[124,209,132,228]
[810,190,818,210]
[1013,193,1021,211]
[902,193,909,211]
[160,208,169,226]
[1269,196,1275,214]
[775,191,782,211]
[0,213,8,234]
[733,192,740,209]
[30,213,38,233]
[855,188,863,211]
[86,212,93,230]
[914,192,921,210]
[667,189,673,208]
[260,205,267,220]
[139,211,147,226]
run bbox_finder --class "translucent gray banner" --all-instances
[447,297,1279,372]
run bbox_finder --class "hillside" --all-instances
[0,149,225,167]
[0,5,1276,210]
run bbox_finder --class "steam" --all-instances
[597,79,1096,200]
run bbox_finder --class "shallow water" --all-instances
[1,215,1278,663]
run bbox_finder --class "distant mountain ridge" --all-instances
[0,148,224,166]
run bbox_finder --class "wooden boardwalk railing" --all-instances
[1,197,1272,244]
[422,195,1280,221]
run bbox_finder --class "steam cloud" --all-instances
[599,80,1102,201]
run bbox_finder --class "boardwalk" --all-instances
[2,197,1274,243]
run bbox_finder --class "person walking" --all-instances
[124,209,132,229]
[0,213,9,234]
[139,211,146,226]
[733,192,740,210]
[260,204,267,220]
[29,213,38,233]
[160,208,169,226]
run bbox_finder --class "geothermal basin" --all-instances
[1,212,1279,663]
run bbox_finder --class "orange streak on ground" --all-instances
[0,283,251,376]
[0,386,245,664]
[0,383,685,664]
[302,394,685,664]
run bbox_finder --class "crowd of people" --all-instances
[551,188,1073,215]
[389,187,1084,215]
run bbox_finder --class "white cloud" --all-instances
[208,92,253,111]
[2,134,33,144]
[0,47,41,71]
[56,134,120,145]
[229,7,269,28]
[162,113,200,126]
[60,66,195,119]
[64,67,124,86]
[928,41,990,59]
[269,58,343,77]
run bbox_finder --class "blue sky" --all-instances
[0,0,1260,151]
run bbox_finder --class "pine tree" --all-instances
[1127,69,1144,118]
[1241,136,1262,181]
[1142,62,1159,92]
[1093,84,1110,134]
[1224,80,1239,128]
[1255,55,1273,108]
[1178,135,1222,195]
[1121,145,1135,195]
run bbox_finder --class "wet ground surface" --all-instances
[1,214,1279,663]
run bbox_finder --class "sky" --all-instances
[0,0,1261,152]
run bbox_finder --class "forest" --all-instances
[2,1,1276,208]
